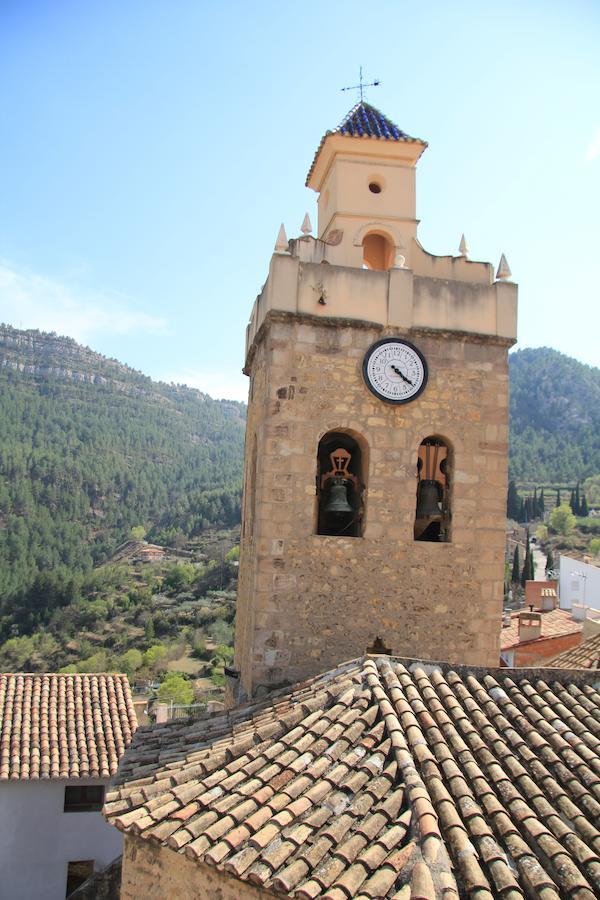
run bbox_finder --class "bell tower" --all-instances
[233,102,517,701]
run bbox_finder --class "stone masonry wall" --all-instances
[120,834,272,900]
[235,312,511,698]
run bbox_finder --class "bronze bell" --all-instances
[324,477,353,515]
[416,479,442,519]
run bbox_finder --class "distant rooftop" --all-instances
[501,607,582,651]
[551,632,600,670]
[0,673,137,780]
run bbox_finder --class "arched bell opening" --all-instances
[362,231,394,271]
[316,431,365,537]
[414,436,451,543]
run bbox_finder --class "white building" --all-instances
[559,554,600,612]
[0,673,137,899]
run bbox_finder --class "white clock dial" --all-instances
[363,339,428,404]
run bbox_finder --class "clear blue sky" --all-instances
[1,0,598,400]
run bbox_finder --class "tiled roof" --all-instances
[501,608,582,650]
[306,103,426,186]
[106,656,600,898]
[0,673,137,780]
[550,632,600,670]
[336,103,416,141]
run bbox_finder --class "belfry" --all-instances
[233,102,517,701]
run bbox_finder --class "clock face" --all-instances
[363,338,428,404]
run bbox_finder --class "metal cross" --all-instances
[341,66,381,102]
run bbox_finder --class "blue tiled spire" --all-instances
[335,102,411,141]
[306,102,426,186]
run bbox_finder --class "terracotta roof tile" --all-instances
[550,632,600,669]
[0,672,136,780]
[501,608,582,650]
[106,657,600,897]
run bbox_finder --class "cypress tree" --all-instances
[556,489,561,507]
[581,492,589,517]
[532,487,538,519]
[569,488,576,513]
[575,481,581,516]
[521,532,533,587]
[545,548,554,574]
[507,480,520,520]
[539,487,545,518]
[511,545,520,583]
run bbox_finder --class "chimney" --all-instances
[518,608,542,643]
[540,587,557,611]
[571,603,587,622]
[502,612,512,628]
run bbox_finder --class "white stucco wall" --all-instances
[0,779,122,900]
[559,554,600,612]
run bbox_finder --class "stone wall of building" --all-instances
[120,834,272,899]
[235,310,511,698]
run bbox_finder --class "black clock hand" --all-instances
[391,364,414,386]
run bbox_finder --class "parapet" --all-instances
[245,242,517,366]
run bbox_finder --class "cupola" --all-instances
[306,102,427,270]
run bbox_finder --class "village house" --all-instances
[105,654,600,898]
[0,673,137,899]
[558,554,600,613]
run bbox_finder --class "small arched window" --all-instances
[316,431,365,537]
[414,437,451,542]
[362,232,394,271]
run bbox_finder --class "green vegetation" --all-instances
[549,504,576,536]
[0,326,245,607]
[509,348,600,482]
[0,540,239,687]
[157,672,195,706]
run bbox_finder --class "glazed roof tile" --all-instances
[501,608,582,650]
[106,656,600,898]
[550,632,600,670]
[0,673,137,780]
[306,103,426,186]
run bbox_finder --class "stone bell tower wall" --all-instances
[235,254,515,699]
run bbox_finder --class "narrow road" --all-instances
[532,546,547,580]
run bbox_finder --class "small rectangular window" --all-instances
[64,785,104,813]
[66,860,94,896]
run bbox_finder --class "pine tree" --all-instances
[511,545,520,583]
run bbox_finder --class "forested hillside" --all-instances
[0,326,245,602]
[1,329,597,618]
[509,347,600,482]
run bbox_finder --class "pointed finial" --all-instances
[459,234,469,258]
[300,213,312,236]
[496,253,512,280]
[274,223,289,254]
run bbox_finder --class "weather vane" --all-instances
[341,66,381,102]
